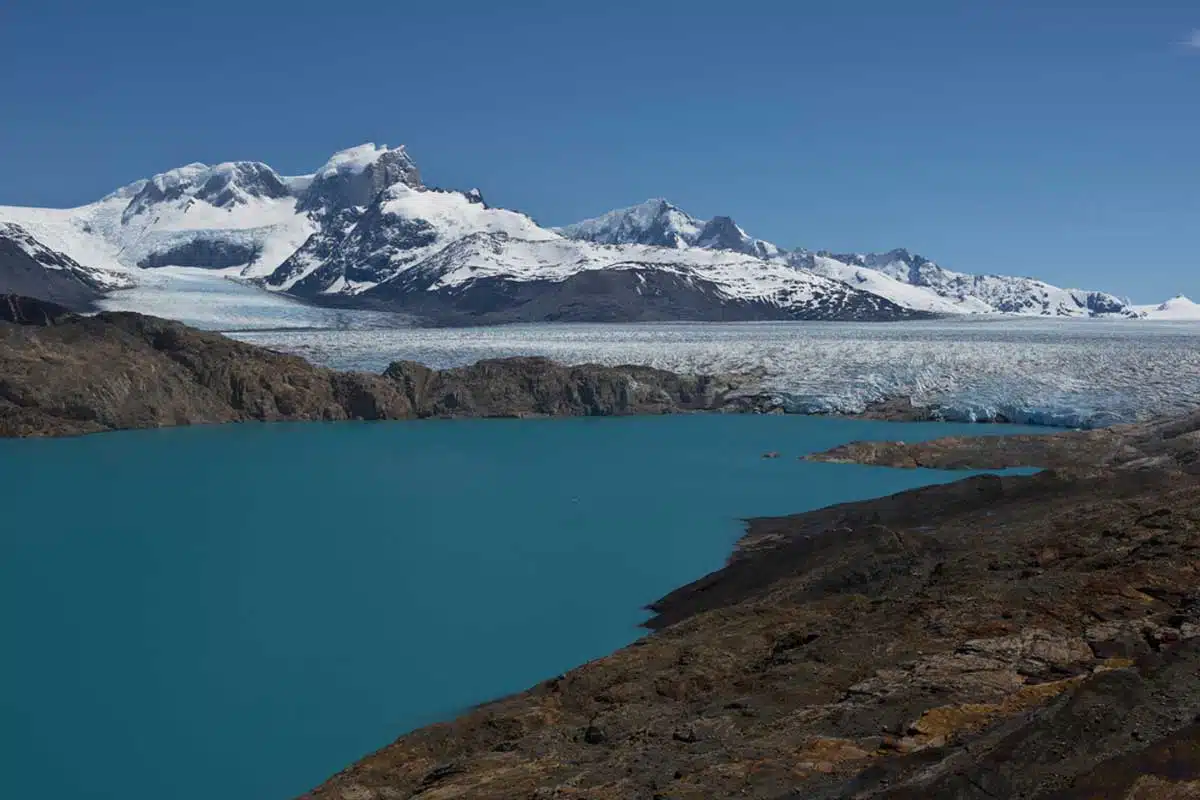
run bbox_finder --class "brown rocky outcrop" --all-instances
[808,409,1200,475]
[298,461,1200,800]
[0,303,745,438]
[291,401,1200,800]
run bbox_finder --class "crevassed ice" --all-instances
[226,318,1200,429]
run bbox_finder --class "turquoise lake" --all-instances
[0,415,1041,800]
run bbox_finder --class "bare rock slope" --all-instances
[300,413,1200,799]
[0,298,741,438]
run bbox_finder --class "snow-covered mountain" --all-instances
[264,180,911,322]
[0,145,919,322]
[1133,295,1200,320]
[556,205,1141,319]
[557,199,781,260]
[0,158,316,286]
[0,222,132,309]
[811,248,1134,318]
[789,251,991,315]
[0,141,1185,325]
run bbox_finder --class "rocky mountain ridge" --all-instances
[563,202,1144,318]
[0,222,132,310]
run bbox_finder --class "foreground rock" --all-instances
[0,304,744,437]
[300,422,1200,799]
[0,224,129,310]
[1,294,77,326]
[808,410,1200,474]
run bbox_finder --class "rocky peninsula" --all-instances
[0,295,758,438]
[296,409,1200,800]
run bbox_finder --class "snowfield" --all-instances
[803,255,990,314]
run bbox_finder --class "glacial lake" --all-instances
[0,415,1041,800]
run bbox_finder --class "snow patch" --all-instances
[381,185,557,245]
[316,143,397,179]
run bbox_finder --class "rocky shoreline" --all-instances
[295,410,1200,798]
[0,295,757,438]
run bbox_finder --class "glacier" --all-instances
[224,317,1200,429]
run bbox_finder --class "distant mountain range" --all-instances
[1,143,1194,323]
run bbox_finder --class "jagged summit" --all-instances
[557,199,779,258]
[121,161,290,221]
[693,216,780,259]
[297,143,422,215]
[313,143,414,179]
[557,198,703,249]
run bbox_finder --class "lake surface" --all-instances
[1,415,1040,800]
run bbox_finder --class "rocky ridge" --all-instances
[0,297,746,438]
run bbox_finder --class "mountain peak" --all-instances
[120,160,290,221]
[298,143,422,215]
[1134,293,1200,320]
[694,216,745,249]
[315,143,411,179]
[1158,294,1198,310]
[557,198,702,249]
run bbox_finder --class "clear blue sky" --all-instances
[2,0,1197,301]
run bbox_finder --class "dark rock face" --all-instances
[0,223,107,310]
[121,178,190,222]
[0,302,746,438]
[265,207,362,291]
[694,215,765,258]
[1082,290,1127,315]
[315,259,927,325]
[194,162,289,207]
[383,356,733,417]
[138,238,264,269]
[298,444,1200,799]
[0,294,76,326]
